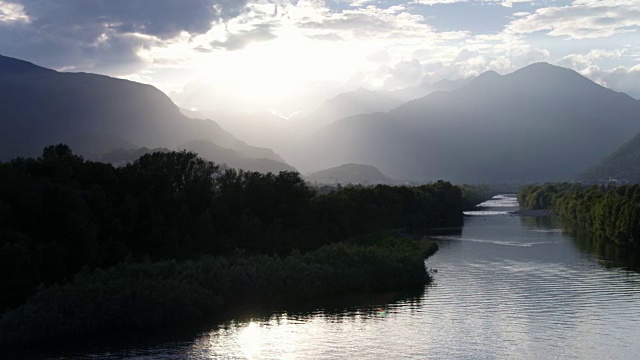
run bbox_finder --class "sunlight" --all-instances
[195,32,374,109]
[238,321,263,359]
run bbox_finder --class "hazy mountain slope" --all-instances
[180,140,297,174]
[181,108,296,153]
[306,163,395,185]
[292,63,640,183]
[299,88,402,131]
[385,77,474,103]
[64,134,138,160]
[580,131,640,181]
[286,112,425,176]
[0,54,286,170]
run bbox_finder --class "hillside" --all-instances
[287,63,640,183]
[299,88,402,131]
[384,77,474,103]
[180,140,297,173]
[0,54,291,173]
[580,132,640,182]
[306,163,395,185]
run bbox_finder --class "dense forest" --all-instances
[519,184,640,249]
[0,145,466,347]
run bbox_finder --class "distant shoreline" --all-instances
[510,209,552,217]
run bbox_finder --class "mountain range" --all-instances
[305,163,396,185]
[3,53,640,184]
[0,54,293,173]
[296,78,475,134]
[286,63,640,183]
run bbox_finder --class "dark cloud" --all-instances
[0,0,249,73]
[210,24,277,51]
[22,0,248,39]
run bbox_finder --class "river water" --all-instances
[34,195,640,359]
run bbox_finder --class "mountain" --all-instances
[298,88,403,132]
[288,63,640,183]
[0,54,291,173]
[580,132,640,182]
[385,77,475,103]
[179,140,297,174]
[181,108,296,153]
[306,163,395,185]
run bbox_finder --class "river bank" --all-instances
[509,209,553,217]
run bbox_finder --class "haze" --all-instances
[2,0,639,117]
[2,0,640,181]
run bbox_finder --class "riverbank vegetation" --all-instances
[519,184,640,249]
[0,237,437,347]
[460,185,495,210]
[0,145,459,347]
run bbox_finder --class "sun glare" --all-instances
[238,321,263,358]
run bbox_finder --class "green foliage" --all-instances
[0,237,437,347]
[0,146,463,311]
[459,185,495,210]
[518,183,640,249]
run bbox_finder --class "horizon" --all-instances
[1,0,639,116]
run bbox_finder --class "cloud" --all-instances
[306,33,345,41]
[500,0,531,8]
[0,1,28,23]
[20,0,248,39]
[342,0,377,7]
[412,0,530,6]
[210,24,277,51]
[368,50,391,63]
[0,0,249,73]
[376,59,426,89]
[555,48,640,98]
[298,5,435,39]
[590,65,640,99]
[412,0,466,4]
[505,0,640,39]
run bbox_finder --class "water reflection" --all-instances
[519,214,562,230]
[567,227,640,272]
[518,211,640,272]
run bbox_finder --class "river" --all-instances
[27,195,640,359]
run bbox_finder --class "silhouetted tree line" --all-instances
[460,185,495,210]
[0,237,438,347]
[0,145,463,311]
[519,184,640,249]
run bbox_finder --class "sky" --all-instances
[1,0,639,116]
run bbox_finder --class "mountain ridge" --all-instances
[289,62,640,183]
[306,163,395,185]
[0,54,292,173]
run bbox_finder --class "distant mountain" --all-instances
[288,63,640,183]
[0,54,291,173]
[306,163,395,185]
[299,88,403,131]
[179,140,297,174]
[181,108,296,153]
[296,79,474,133]
[385,77,475,103]
[580,132,640,182]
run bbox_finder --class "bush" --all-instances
[0,237,437,347]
